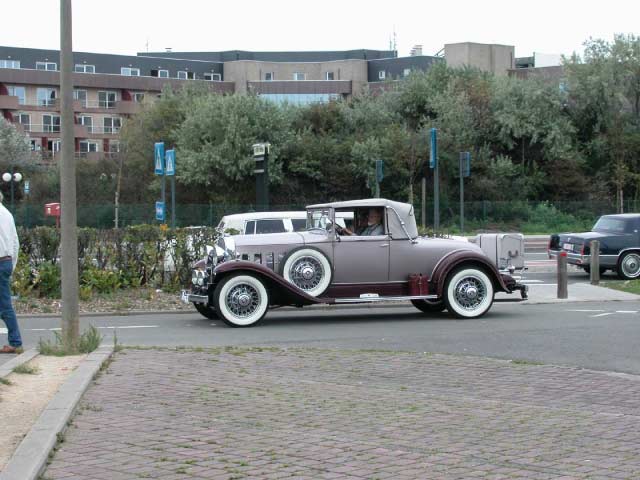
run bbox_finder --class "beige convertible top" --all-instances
[306,198,418,239]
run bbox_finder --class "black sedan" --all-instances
[548,214,640,279]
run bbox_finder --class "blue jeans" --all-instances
[0,260,22,347]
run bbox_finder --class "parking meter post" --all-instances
[557,251,568,299]
[590,240,600,285]
[252,143,270,211]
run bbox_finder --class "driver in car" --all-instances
[338,208,384,236]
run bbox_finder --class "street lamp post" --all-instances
[2,171,23,213]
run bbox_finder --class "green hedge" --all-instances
[13,226,217,299]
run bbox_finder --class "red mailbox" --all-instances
[44,202,61,227]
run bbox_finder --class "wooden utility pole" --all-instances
[60,0,79,351]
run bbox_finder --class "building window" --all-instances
[0,59,20,69]
[36,61,57,71]
[132,92,145,102]
[403,68,411,77]
[29,139,40,151]
[177,71,194,80]
[47,140,61,153]
[264,72,274,81]
[75,64,95,73]
[7,86,25,104]
[325,72,335,80]
[158,70,169,78]
[16,113,30,131]
[204,72,221,81]
[43,114,61,133]
[293,72,306,81]
[79,140,99,153]
[109,141,121,153]
[73,89,88,107]
[79,115,93,133]
[121,67,140,76]
[36,88,57,107]
[260,93,340,105]
[98,91,117,108]
[103,117,122,134]
[378,70,386,80]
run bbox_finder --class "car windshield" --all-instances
[306,209,332,230]
[593,217,630,233]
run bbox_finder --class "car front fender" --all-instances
[212,260,325,306]
[430,249,511,297]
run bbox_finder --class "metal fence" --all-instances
[8,199,640,232]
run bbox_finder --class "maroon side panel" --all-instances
[431,250,510,296]
[324,282,408,298]
[214,261,325,305]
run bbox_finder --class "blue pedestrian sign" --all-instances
[155,201,165,221]
[429,128,438,169]
[154,142,165,175]
[375,159,384,183]
[165,149,176,176]
[24,180,30,194]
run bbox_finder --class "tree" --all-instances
[0,118,32,169]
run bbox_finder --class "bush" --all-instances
[81,267,121,294]
[36,261,61,298]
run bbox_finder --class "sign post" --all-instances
[155,201,165,222]
[252,143,270,211]
[430,128,439,231]
[459,151,471,234]
[165,149,176,229]
[375,159,384,198]
[154,142,165,224]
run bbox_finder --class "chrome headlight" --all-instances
[197,270,205,286]
[191,270,199,285]
[192,270,206,286]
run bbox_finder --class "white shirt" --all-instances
[0,203,19,270]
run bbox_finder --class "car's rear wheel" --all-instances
[617,252,640,280]
[281,247,332,297]
[444,267,494,319]
[213,273,269,327]
[194,302,218,320]
[411,299,446,313]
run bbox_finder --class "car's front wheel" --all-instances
[213,273,270,327]
[411,299,446,313]
[444,267,494,319]
[617,251,640,280]
[194,302,218,320]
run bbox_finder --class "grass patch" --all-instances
[510,358,544,366]
[38,325,102,356]
[601,280,640,295]
[0,376,13,385]
[12,363,40,375]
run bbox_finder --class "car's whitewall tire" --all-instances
[213,274,269,327]
[281,248,332,297]
[444,267,494,319]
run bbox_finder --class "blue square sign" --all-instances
[154,142,165,175]
[165,149,175,176]
[155,201,165,221]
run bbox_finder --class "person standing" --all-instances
[0,191,23,354]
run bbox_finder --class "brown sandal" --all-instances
[0,345,23,354]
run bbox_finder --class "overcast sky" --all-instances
[2,0,638,58]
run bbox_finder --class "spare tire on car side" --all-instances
[280,247,332,297]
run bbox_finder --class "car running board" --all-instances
[333,294,439,304]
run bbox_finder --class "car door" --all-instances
[332,233,390,284]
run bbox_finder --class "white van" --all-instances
[217,211,353,235]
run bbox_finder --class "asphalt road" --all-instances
[14,300,640,374]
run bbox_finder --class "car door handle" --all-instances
[379,243,389,247]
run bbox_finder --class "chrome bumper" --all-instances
[180,290,208,305]
[548,249,588,266]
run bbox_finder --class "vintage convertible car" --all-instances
[548,213,640,279]
[182,199,528,327]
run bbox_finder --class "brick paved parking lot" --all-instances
[43,347,640,480]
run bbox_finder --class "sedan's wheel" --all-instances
[444,267,494,319]
[411,299,446,313]
[617,252,640,280]
[213,274,269,327]
[194,302,218,320]
[281,248,332,297]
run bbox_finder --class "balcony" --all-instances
[247,80,352,95]
[12,122,120,137]
[0,95,20,109]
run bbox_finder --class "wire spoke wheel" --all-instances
[444,268,494,319]
[226,284,260,318]
[453,276,487,311]
[289,256,324,292]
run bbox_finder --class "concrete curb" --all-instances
[0,348,39,379]
[0,345,114,480]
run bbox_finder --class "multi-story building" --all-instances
[0,42,519,161]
